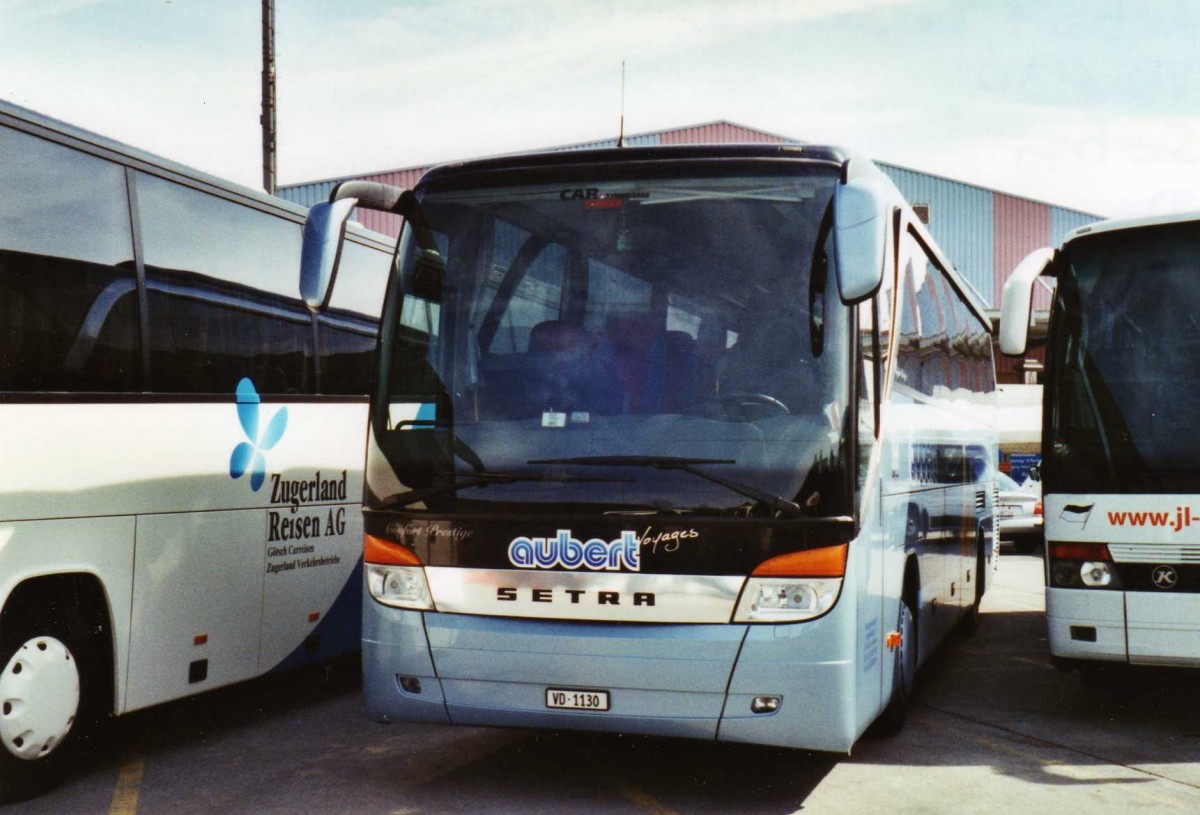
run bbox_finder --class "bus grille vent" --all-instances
[1108,544,1200,563]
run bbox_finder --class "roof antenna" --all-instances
[617,60,626,148]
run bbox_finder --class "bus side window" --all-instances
[136,172,313,396]
[144,284,313,395]
[317,318,377,396]
[0,124,141,393]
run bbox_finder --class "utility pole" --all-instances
[261,0,276,195]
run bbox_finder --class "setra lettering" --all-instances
[494,587,656,606]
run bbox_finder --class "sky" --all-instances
[1,0,1198,219]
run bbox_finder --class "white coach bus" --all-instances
[303,144,998,752]
[1002,211,1200,682]
[0,101,391,798]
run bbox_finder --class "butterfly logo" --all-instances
[229,378,288,492]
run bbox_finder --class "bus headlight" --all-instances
[733,578,842,622]
[1080,561,1114,588]
[366,564,434,610]
[1048,542,1121,590]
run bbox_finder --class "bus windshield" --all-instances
[371,165,853,517]
[1048,221,1200,493]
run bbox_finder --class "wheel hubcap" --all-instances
[0,637,80,760]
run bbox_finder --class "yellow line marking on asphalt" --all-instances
[614,781,678,815]
[108,750,145,815]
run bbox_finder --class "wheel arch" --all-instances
[1,572,117,716]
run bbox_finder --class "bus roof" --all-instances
[416,143,852,186]
[1065,209,1200,244]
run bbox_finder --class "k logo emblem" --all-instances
[1151,565,1178,590]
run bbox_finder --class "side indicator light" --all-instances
[193,634,208,647]
[752,543,848,577]
[751,696,781,714]
[364,533,423,566]
[885,631,902,650]
[308,611,321,623]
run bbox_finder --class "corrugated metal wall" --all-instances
[1051,205,1096,245]
[880,164,995,304]
[993,193,1052,310]
[659,122,789,145]
[553,133,657,151]
[278,180,336,208]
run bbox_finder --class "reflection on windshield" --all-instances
[1049,221,1200,493]
[371,167,853,514]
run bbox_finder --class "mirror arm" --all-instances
[999,248,1055,356]
[330,180,404,213]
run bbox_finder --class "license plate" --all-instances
[546,688,609,711]
[998,509,1014,518]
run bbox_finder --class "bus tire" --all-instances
[0,589,109,802]
[875,591,918,736]
[960,535,987,636]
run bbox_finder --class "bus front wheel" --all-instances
[875,593,918,736]
[0,601,106,802]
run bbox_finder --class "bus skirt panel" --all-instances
[717,613,856,753]
[1126,592,1200,667]
[429,614,745,739]
[1046,587,1127,662]
[363,605,451,724]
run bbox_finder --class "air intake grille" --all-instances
[1108,544,1200,564]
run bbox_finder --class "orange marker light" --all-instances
[752,543,848,578]
[194,634,208,646]
[364,533,423,566]
[885,631,902,650]
[308,611,321,623]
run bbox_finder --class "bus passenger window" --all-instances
[0,124,140,393]
[145,282,313,396]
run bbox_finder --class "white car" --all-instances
[996,471,1043,552]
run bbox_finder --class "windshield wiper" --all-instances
[383,470,631,510]
[529,455,804,519]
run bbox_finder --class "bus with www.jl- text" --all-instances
[1002,211,1200,681]
[303,144,999,752]
[0,100,392,799]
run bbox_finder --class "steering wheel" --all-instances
[706,392,791,422]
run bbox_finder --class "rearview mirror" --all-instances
[300,198,358,311]
[999,248,1055,356]
[833,177,890,304]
